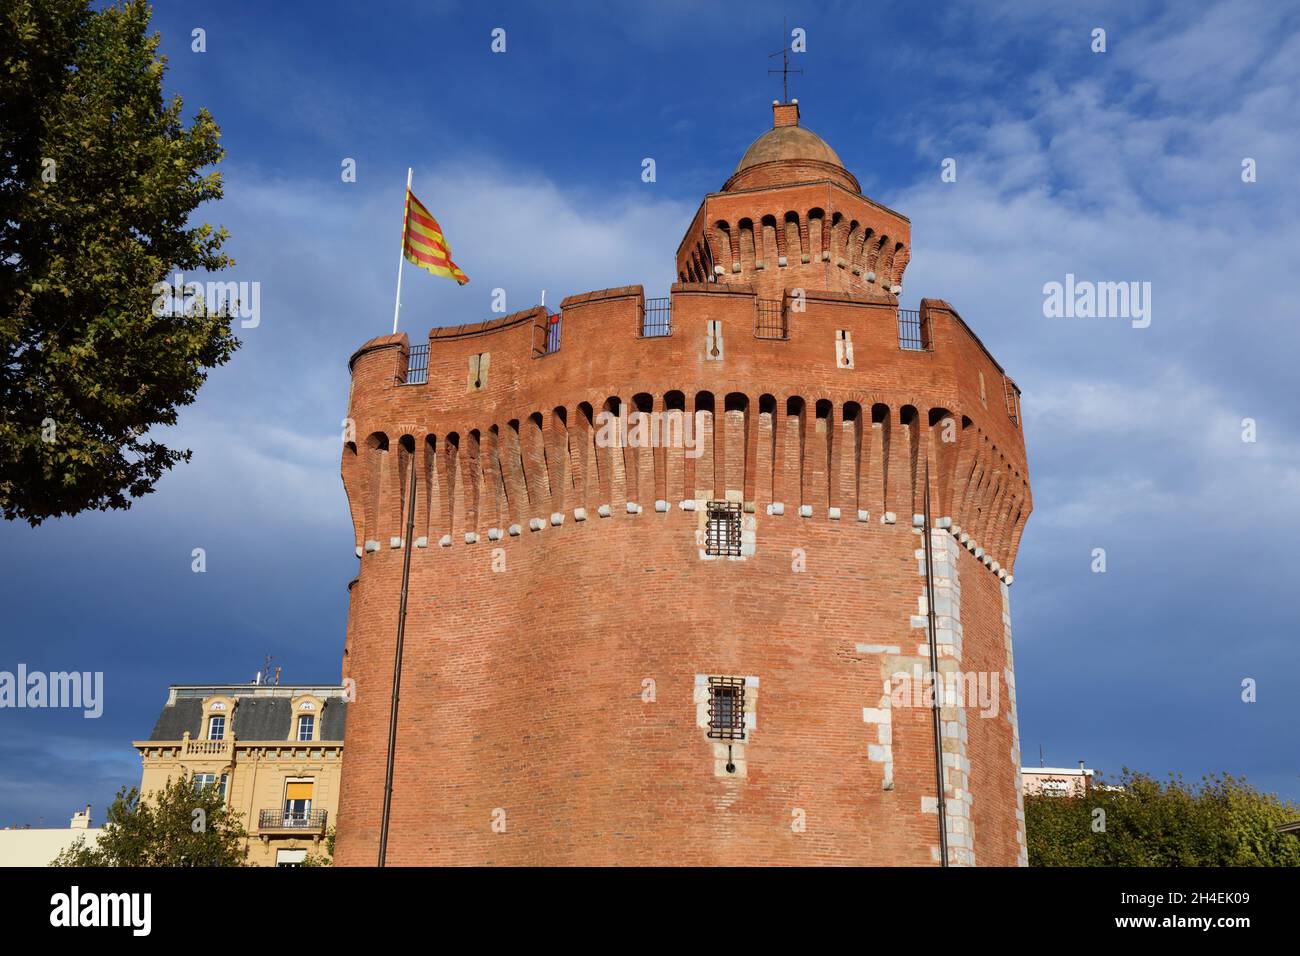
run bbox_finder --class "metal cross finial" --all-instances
[768,19,804,102]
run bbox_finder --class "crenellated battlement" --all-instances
[342,285,1030,577]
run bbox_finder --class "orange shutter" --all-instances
[284,782,314,800]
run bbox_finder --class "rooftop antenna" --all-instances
[1039,744,1045,767]
[767,17,804,103]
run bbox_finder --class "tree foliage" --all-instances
[1026,768,1300,866]
[1,0,237,525]
[52,772,248,867]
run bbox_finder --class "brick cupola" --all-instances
[725,99,860,194]
[676,99,911,301]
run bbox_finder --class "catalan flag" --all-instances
[402,189,469,285]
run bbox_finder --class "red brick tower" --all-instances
[334,100,1032,866]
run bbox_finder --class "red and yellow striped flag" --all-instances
[402,190,469,285]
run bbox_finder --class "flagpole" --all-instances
[392,167,412,335]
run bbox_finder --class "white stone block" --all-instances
[799,504,812,517]
[390,536,402,549]
[415,536,428,549]
[857,509,870,522]
[438,535,452,548]
[597,504,611,518]
[464,532,478,544]
[508,524,522,536]
[828,506,841,520]
[655,499,669,513]
[855,644,900,655]
[768,502,785,516]
[487,528,503,541]
[529,517,544,531]
[883,512,897,524]
[573,508,587,522]
[364,540,380,553]
[550,512,564,526]
[681,499,696,511]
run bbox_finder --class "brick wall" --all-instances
[332,283,1031,866]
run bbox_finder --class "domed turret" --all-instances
[676,100,908,301]
[725,100,860,194]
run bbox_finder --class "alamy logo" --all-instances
[151,272,261,328]
[593,403,704,458]
[0,664,103,718]
[1042,273,1151,328]
[50,887,151,936]
[888,665,1000,718]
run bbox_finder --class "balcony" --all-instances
[258,808,328,832]
[183,737,231,757]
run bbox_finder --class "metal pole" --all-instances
[923,461,950,866]
[392,167,412,335]
[378,455,419,866]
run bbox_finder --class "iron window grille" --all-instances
[705,500,742,557]
[640,296,672,337]
[404,343,429,384]
[755,298,787,339]
[707,676,746,740]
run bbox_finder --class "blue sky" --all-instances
[2,0,1298,828]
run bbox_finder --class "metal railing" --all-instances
[897,309,931,351]
[1004,377,1021,426]
[755,298,787,340]
[531,310,563,357]
[404,343,429,384]
[640,297,672,337]
[259,809,328,830]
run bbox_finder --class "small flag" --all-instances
[402,190,469,285]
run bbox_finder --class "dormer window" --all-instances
[207,715,225,740]
[297,715,315,741]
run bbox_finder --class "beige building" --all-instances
[134,683,348,866]
[0,805,101,866]
[1021,762,1095,797]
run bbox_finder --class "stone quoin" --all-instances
[334,99,1033,866]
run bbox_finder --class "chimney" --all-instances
[70,805,91,829]
[772,98,800,128]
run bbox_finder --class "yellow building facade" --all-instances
[134,684,348,866]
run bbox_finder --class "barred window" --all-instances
[705,500,742,556]
[707,677,746,740]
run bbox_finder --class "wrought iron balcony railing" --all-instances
[258,809,328,830]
